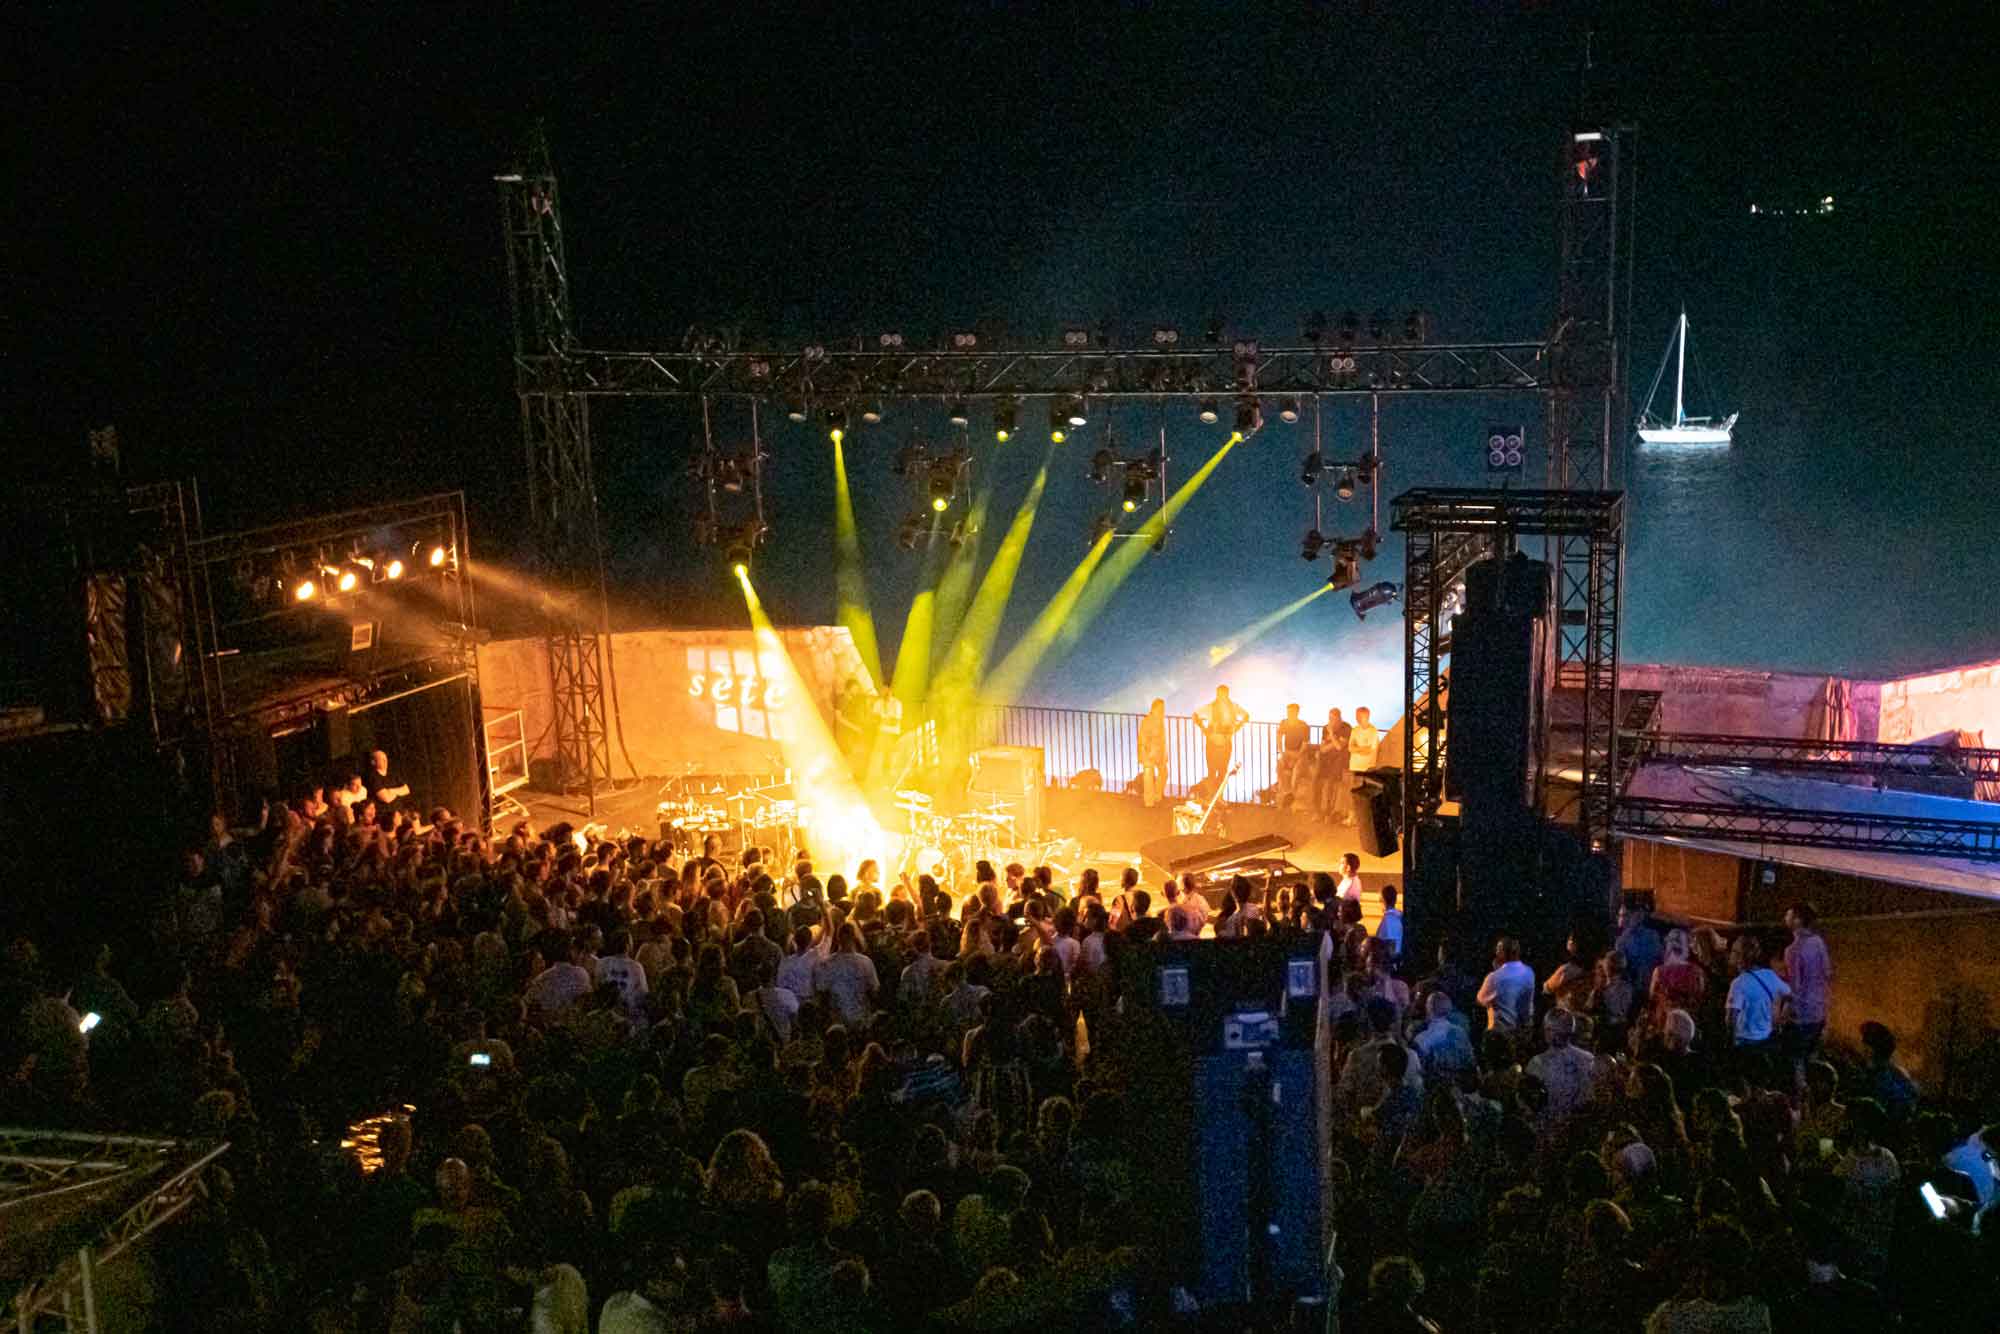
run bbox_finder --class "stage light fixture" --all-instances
[1088,449,1112,484]
[1235,398,1261,434]
[1327,543,1361,592]
[1062,395,1089,428]
[720,459,745,493]
[785,398,809,424]
[928,465,954,512]
[898,515,922,551]
[1350,580,1400,620]
[1121,474,1145,512]
[293,577,318,603]
[1335,468,1357,501]
[1047,401,1068,443]
[1062,328,1090,348]
[1301,528,1325,561]
[1279,396,1300,424]
[862,399,885,425]
[427,543,452,569]
[877,331,905,350]
[384,557,405,580]
[994,397,1018,441]
[1152,326,1179,346]
[947,399,970,428]
[823,405,848,439]
[1301,451,1323,485]
[1197,397,1220,425]
[950,330,979,350]
[725,542,752,576]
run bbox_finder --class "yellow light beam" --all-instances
[738,569,891,874]
[977,527,1117,708]
[832,437,885,689]
[1207,582,1334,667]
[931,440,1056,698]
[928,482,993,668]
[1046,428,1248,665]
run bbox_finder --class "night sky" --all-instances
[19,6,1998,721]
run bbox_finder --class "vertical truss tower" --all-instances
[498,128,612,811]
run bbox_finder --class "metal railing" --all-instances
[977,704,1350,805]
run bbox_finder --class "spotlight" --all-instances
[931,494,950,513]
[1048,401,1068,443]
[1301,528,1325,562]
[1279,396,1300,424]
[384,557,405,580]
[1121,474,1145,512]
[1062,328,1090,348]
[1089,449,1112,484]
[994,397,1018,441]
[861,399,885,425]
[725,542,752,576]
[1235,398,1261,434]
[1152,326,1180,346]
[950,330,979,350]
[1197,397,1220,425]
[898,515,923,551]
[785,398,809,424]
[293,577,318,603]
[720,459,745,493]
[1062,394,1088,428]
[947,399,970,428]
[1350,580,1400,620]
[877,331,905,350]
[337,563,364,594]
[1327,543,1361,592]
[1301,451,1323,485]
[928,465,954,512]
[1335,468,1357,501]
[823,405,848,439]
[429,543,451,569]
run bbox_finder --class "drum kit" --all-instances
[892,786,1063,885]
[656,773,807,863]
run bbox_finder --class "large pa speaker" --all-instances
[1354,774,1399,857]
[1446,552,1548,823]
[968,744,1044,841]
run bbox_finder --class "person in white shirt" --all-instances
[525,936,595,1020]
[1165,905,1199,940]
[594,929,650,1024]
[1177,875,1211,935]
[1725,934,1792,1056]
[1476,936,1535,1033]
[1048,909,1080,976]
[745,961,801,1043]
[1411,992,1476,1086]
[899,931,944,1007]
[1375,884,1405,963]
[1525,1008,1596,1126]
[812,922,879,1028]
[1336,852,1363,902]
[1347,706,1381,771]
[774,926,818,1000]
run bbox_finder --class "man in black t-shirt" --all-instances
[365,749,412,813]
[1276,703,1312,809]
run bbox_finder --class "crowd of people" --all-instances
[3,783,1997,1332]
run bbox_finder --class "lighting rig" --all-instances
[692,396,770,570]
[1298,396,1385,594]
[889,432,974,551]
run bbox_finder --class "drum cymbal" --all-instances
[895,789,933,806]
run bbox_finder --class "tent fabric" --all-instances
[1622,762,2000,903]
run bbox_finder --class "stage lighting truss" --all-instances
[1326,539,1364,592]
[1086,444,1164,516]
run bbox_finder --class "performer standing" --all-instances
[1275,704,1311,809]
[1315,707,1353,824]
[1137,698,1168,808]
[1193,685,1249,794]
[1345,705,1383,827]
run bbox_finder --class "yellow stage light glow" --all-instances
[831,437,885,689]
[294,579,317,602]
[385,558,405,580]
[830,427,845,444]
[428,544,448,568]
[732,561,749,579]
[1205,583,1333,667]
[1121,498,1137,513]
[1051,429,1066,443]
[337,569,360,593]
[930,495,949,513]
[738,572,892,875]
[977,527,1115,709]
[996,428,1010,442]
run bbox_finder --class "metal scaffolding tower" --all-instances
[497,128,612,812]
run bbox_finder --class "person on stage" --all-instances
[365,749,412,815]
[1193,685,1249,793]
[1315,707,1353,824]
[1137,698,1168,808]
[1344,706,1382,825]
[1276,703,1311,809]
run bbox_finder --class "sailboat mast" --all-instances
[1674,310,1687,426]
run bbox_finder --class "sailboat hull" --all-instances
[1638,423,1733,446]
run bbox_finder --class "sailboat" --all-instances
[1636,310,1737,446]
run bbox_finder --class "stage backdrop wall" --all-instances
[1876,654,2000,749]
[476,626,867,780]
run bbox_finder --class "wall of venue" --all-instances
[1876,655,2000,747]
[477,626,867,778]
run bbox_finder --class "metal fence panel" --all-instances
[976,704,1318,805]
